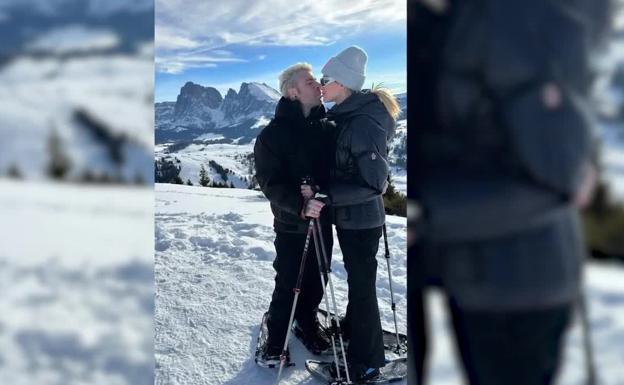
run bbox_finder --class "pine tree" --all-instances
[199,164,210,187]
[383,176,406,217]
[47,128,72,180]
[186,179,193,186]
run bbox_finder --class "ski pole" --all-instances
[311,218,343,382]
[382,223,404,353]
[275,219,315,384]
[313,212,352,384]
[579,287,597,385]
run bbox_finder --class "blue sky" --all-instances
[155,0,405,102]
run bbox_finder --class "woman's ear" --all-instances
[287,87,298,100]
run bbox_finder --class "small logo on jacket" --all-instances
[371,153,377,160]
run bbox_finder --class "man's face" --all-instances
[293,70,321,107]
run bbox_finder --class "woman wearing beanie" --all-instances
[311,45,401,382]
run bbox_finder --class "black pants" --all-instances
[337,226,386,371]
[449,299,572,385]
[266,224,333,348]
[408,289,572,385]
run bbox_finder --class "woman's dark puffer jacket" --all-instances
[325,90,395,230]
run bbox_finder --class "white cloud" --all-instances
[26,25,120,54]
[156,27,202,50]
[156,60,217,75]
[155,51,248,74]
[155,0,405,73]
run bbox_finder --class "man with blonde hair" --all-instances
[254,63,333,367]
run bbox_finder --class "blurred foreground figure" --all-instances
[407,0,611,384]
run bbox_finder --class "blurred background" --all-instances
[585,6,624,262]
[409,1,624,384]
[0,1,155,385]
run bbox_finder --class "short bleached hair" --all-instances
[278,62,313,97]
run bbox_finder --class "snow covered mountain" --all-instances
[155,85,408,192]
[156,81,280,144]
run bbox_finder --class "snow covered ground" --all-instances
[0,180,154,385]
[154,184,624,385]
[154,184,407,385]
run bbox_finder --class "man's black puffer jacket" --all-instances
[254,97,332,233]
[325,90,394,230]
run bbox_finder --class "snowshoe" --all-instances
[254,312,294,368]
[292,320,332,355]
[317,308,408,355]
[305,357,408,384]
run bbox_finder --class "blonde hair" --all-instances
[371,84,401,120]
[278,63,313,97]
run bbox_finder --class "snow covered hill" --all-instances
[155,86,408,193]
[0,1,154,184]
[154,185,408,385]
[0,53,154,183]
[156,142,255,188]
[389,119,407,193]
[154,184,624,385]
[0,180,154,385]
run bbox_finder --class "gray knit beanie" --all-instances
[321,46,367,91]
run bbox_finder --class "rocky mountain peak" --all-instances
[174,82,223,118]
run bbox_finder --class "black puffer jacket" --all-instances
[325,90,394,230]
[254,97,333,233]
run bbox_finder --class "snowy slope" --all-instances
[156,142,255,188]
[156,119,408,195]
[388,119,407,194]
[154,185,407,385]
[0,180,154,385]
[0,53,154,182]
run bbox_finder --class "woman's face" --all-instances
[321,78,341,103]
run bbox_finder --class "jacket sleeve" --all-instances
[254,131,303,216]
[328,116,390,207]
